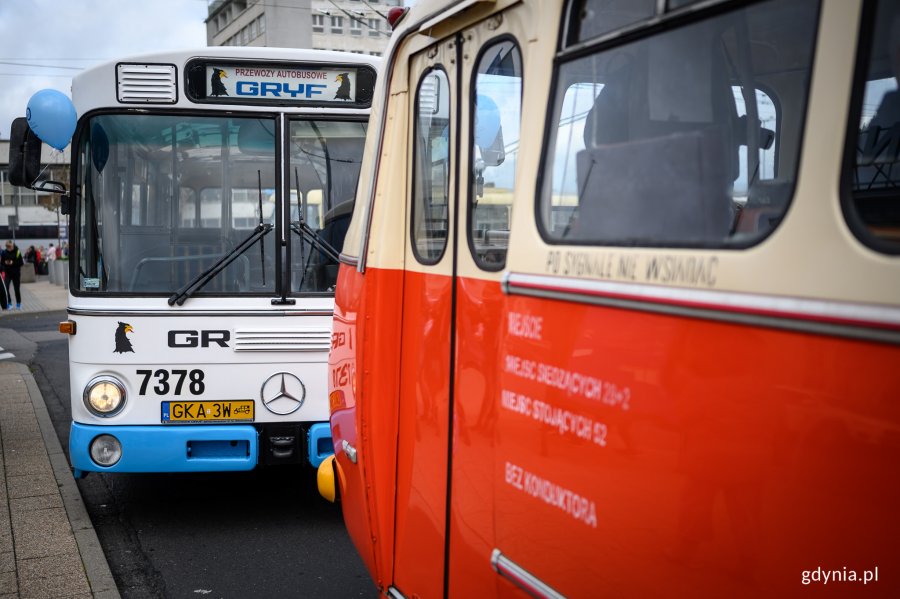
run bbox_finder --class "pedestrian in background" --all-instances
[37,245,46,275]
[1,240,24,310]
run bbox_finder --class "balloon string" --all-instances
[30,148,60,187]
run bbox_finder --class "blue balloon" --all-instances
[475,94,501,148]
[26,89,77,151]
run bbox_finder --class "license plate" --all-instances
[161,400,254,423]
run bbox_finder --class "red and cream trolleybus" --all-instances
[319,0,900,596]
[8,47,377,476]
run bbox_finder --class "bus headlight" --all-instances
[90,434,122,466]
[83,376,126,416]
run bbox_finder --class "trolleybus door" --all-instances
[392,40,459,598]
[446,13,527,596]
[396,9,528,595]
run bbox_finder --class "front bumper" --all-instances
[70,423,259,475]
[69,423,336,477]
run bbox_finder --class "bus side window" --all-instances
[412,68,451,264]
[540,0,818,248]
[847,0,900,252]
[469,39,522,271]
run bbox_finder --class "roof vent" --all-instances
[117,63,177,104]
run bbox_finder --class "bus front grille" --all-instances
[233,328,331,352]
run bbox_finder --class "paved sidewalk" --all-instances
[0,279,68,317]
[0,361,118,598]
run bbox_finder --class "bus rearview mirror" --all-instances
[8,117,42,187]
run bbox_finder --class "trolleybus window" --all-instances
[469,39,522,271]
[541,0,818,247]
[568,0,655,44]
[412,68,451,264]
[75,114,277,294]
[848,0,900,252]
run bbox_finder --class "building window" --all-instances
[258,14,265,34]
[250,19,258,39]
[312,15,324,33]
[241,26,249,45]
[331,16,343,33]
[368,18,380,36]
[350,19,362,36]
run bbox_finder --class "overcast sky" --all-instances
[0,0,208,140]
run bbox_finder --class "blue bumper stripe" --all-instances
[70,423,258,473]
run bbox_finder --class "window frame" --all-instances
[410,65,453,266]
[535,0,821,250]
[69,110,372,298]
[466,35,523,272]
[840,0,900,255]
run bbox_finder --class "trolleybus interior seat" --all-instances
[570,10,803,245]
[574,28,740,244]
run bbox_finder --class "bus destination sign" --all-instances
[206,65,359,103]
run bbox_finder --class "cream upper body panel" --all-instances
[349,0,900,309]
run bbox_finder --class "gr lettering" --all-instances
[168,330,230,348]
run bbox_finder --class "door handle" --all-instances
[341,439,358,464]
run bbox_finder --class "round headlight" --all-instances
[83,376,126,416]
[90,434,122,466]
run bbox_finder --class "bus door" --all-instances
[395,7,527,596]
[392,38,459,598]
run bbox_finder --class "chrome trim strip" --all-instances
[68,309,334,317]
[491,549,564,599]
[339,252,359,267]
[386,586,406,599]
[505,273,900,344]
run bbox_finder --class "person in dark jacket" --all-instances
[1,240,24,310]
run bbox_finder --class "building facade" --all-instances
[206,0,398,56]
[0,141,70,241]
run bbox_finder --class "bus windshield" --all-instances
[74,113,366,296]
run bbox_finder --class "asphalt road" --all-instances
[1,310,377,599]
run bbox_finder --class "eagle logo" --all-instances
[334,73,351,101]
[210,68,229,97]
[114,322,135,354]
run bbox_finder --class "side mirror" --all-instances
[8,117,41,187]
[8,116,69,195]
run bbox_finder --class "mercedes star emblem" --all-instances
[260,372,306,415]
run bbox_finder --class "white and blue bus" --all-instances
[10,47,378,476]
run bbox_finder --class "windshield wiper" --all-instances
[168,222,273,306]
[290,218,340,263]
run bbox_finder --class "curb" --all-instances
[16,362,121,599]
